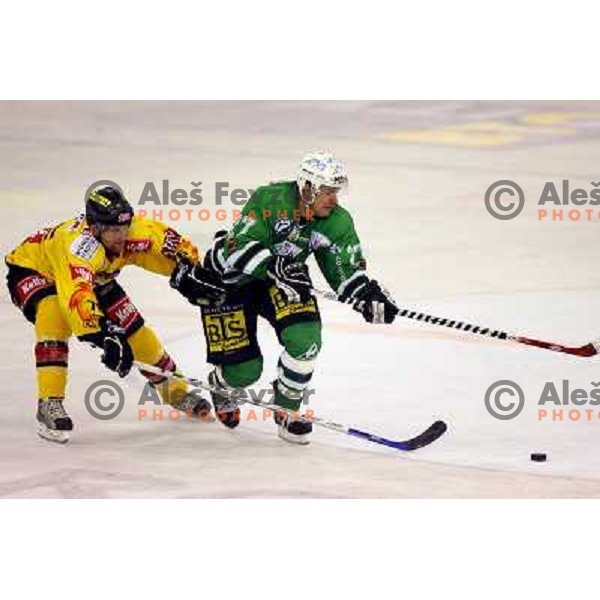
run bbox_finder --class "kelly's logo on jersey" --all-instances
[125,239,152,253]
[16,274,54,306]
[106,297,139,331]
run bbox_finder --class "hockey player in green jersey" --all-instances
[192,151,399,444]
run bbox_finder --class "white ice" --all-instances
[1,101,600,497]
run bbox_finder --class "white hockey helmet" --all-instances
[297,151,348,205]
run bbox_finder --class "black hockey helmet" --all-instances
[85,185,134,226]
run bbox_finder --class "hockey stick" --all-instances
[134,361,447,451]
[312,287,600,358]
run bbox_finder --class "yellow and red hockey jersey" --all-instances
[5,214,199,336]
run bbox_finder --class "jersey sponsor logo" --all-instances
[309,231,331,252]
[70,234,101,261]
[125,239,152,253]
[16,274,54,306]
[273,219,295,237]
[105,296,139,331]
[288,227,310,245]
[161,228,181,259]
[69,264,95,284]
[203,309,249,353]
[274,240,303,258]
[68,282,101,330]
[268,286,317,320]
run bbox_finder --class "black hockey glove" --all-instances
[267,256,313,304]
[341,277,399,324]
[78,322,134,378]
[170,258,226,306]
[101,331,134,378]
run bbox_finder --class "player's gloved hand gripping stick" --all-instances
[170,257,227,306]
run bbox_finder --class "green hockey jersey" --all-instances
[206,181,368,297]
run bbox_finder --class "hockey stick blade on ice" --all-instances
[133,361,448,452]
[347,419,447,451]
[311,288,600,359]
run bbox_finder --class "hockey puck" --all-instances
[531,453,547,462]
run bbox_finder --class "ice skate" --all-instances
[36,398,73,444]
[169,391,214,422]
[273,408,312,445]
[207,369,241,429]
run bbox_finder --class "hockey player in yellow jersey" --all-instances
[5,185,228,443]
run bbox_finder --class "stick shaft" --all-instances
[133,361,445,450]
[310,287,598,358]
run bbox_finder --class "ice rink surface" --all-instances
[1,100,600,498]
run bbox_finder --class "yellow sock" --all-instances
[34,296,71,400]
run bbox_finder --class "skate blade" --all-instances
[277,427,311,446]
[37,423,69,444]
